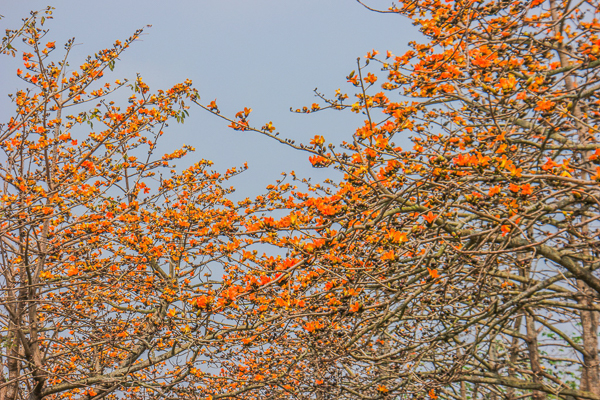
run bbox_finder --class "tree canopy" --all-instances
[1,1,600,400]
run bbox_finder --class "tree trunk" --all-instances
[577,280,600,396]
[507,314,522,400]
[525,310,545,400]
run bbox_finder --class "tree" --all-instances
[190,0,600,399]
[0,12,262,400]
[3,1,600,399]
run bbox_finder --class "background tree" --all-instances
[192,0,600,399]
[0,12,262,400]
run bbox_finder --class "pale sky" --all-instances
[1,1,420,198]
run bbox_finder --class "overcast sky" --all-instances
[1,1,420,198]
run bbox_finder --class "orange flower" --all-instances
[310,135,325,146]
[592,166,600,181]
[207,99,218,111]
[388,230,408,243]
[535,100,555,111]
[508,164,522,178]
[521,183,533,195]
[276,297,287,308]
[308,155,330,167]
[364,72,378,84]
[235,107,252,118]
[365,49,379,59]
[304,321,324,332]
[262,121,275,133]
[195,296,210,309]
[423,211,437,224]
[427,267,439,279]
[499,74,516,91]
[509,183,520,193]
[488,186,501,196]
[378,385,389,393]
[472,56,492,68]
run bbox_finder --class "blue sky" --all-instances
[1,1,420,198]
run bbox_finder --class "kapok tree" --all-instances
[193,0,600,399]
[0,12,260,400]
